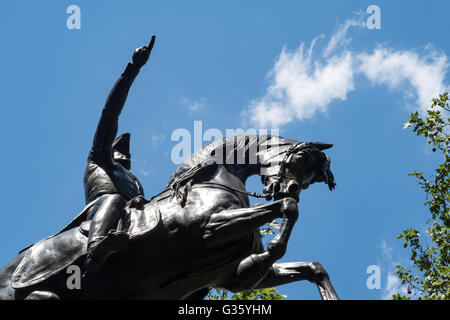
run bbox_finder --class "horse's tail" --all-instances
[0,252,26,300]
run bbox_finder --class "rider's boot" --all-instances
[85,230,129,273]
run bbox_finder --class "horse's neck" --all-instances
[199,165,251,207]
[204,165,246,189]
[209,163,262,189]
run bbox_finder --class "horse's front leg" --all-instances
[211,198,299,292]
[202,198,289,247]
[254,262,340,300]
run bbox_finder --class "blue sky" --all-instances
[0,1,449,299]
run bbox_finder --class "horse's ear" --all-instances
[310,142,333,151]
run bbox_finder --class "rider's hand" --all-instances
[132,35,156,68]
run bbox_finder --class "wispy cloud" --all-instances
[133,157,155,177]
[358,46,448,110]
[136,168,154,177]
[182,97,206,112]
[151,133,166,150]
[246,40,355,127]
[380,240,393,260]
[379,240,408,300]
[382,271,408,300]
[324,19,364,57]
[243,16,449,128]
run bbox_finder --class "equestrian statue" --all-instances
[0,35,339,300]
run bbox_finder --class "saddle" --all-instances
[10,198,161,289]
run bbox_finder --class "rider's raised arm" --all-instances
[89,36,156,161]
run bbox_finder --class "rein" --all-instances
[170,142,308,206]
[261,142,307,191]
[210,142,307,199]
[192,182,268,199]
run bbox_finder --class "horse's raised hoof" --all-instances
[85,231,129,273]
[280,197,299,221]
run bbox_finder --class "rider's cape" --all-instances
[10,197,161,289]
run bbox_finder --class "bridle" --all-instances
[186,142,308,202]
[260,142,309,200]
[170,142,314,206]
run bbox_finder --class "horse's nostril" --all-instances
[288,182,299,194]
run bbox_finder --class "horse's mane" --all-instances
[166,135,299,188]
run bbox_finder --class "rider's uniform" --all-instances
[82,62,145,262]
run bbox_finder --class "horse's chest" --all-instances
[157,188,242,243]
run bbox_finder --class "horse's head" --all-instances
[261,142,336,202]
[166,135,335,205]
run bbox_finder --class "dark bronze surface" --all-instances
[0,36,339,300]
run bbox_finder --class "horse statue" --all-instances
[0,134,339,300]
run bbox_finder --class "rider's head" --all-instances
[113,133,131,170]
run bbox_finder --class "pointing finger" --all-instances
[147,34,156,51]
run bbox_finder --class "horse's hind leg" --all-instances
[254,262,340,300]
[218,198,299,292]
[24,291,60,300]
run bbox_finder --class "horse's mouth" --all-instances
[274,192,299,202]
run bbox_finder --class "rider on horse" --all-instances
[83,36,156,272]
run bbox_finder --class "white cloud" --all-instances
[136,168,154,177]
[324,19,364,57]
[151,133,165,149]
[244,18,449,128]
[247,41,355,127]
[380,240,393,260]
[358,47,449,111]
[182,98,206,112]
[379,240,408,300]
[382,271,408,300]
[246,98,295,128]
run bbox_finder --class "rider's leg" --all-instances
[85,194,129,272]
[217,198,299,292]
[87,194,127,244]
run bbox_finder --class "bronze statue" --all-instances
[0,36,339,300]
[82,35,155,273]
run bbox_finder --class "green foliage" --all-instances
[207,287,285,300]
[395,93,450,300]
[391,293,410,300]
[259,220,281,236]
[208,288,231,300]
